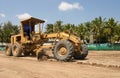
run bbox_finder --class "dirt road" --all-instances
[0,51,120,78]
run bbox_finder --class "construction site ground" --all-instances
[0,51,120,78]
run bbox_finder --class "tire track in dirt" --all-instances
[76,61,120,69]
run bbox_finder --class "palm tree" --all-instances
[3,21,19,42]
[76,24,86,40]
[0,24,3,43]
[44,17,120,43]
[91,17,105,43]
[104,18,117,43]
[84,22,93,43]
[62,23,76,34]
[53,20,63,32]
[45,24,54,33]
[114,24,120,37]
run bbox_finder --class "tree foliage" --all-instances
[0,21,19,43]
[45,17,120,43]
[0,17,120,44]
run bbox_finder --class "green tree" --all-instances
[91,17,105,43]
[0,23,3,43]
[104,18,118,43]
[62,23,76,34]
[53,20,63,32]
[45,24,54,33]
[76,24,86,39]
[45,17,120,43]
[3,21,19,43]
[114,24,120,37]
[84,22,93,43]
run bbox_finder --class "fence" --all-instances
[0,46,6,51]
[0,43,120,51]
[0,43,7,51]
[87,43,120,50]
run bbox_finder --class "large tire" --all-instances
[12,44,22,57]
[5,45,12,56]
[74,44,88,60]
[53,40,74,61]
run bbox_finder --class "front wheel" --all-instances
[53,40,74,61]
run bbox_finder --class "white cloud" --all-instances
[0,13,5,18]
[58,1,84,11]
[16,13,31,20]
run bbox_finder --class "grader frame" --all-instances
[5,17,88,61]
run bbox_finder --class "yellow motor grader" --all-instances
[5,17,88,61]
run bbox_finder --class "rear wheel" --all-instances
[12,44,22,57]
[74,44,88,60]
[5,45,12,56]
[53,40,74,61]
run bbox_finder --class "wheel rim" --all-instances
[58,47,67,56]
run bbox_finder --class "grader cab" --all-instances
[5,17,88,61]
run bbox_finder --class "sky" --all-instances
[0,0,120,26]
